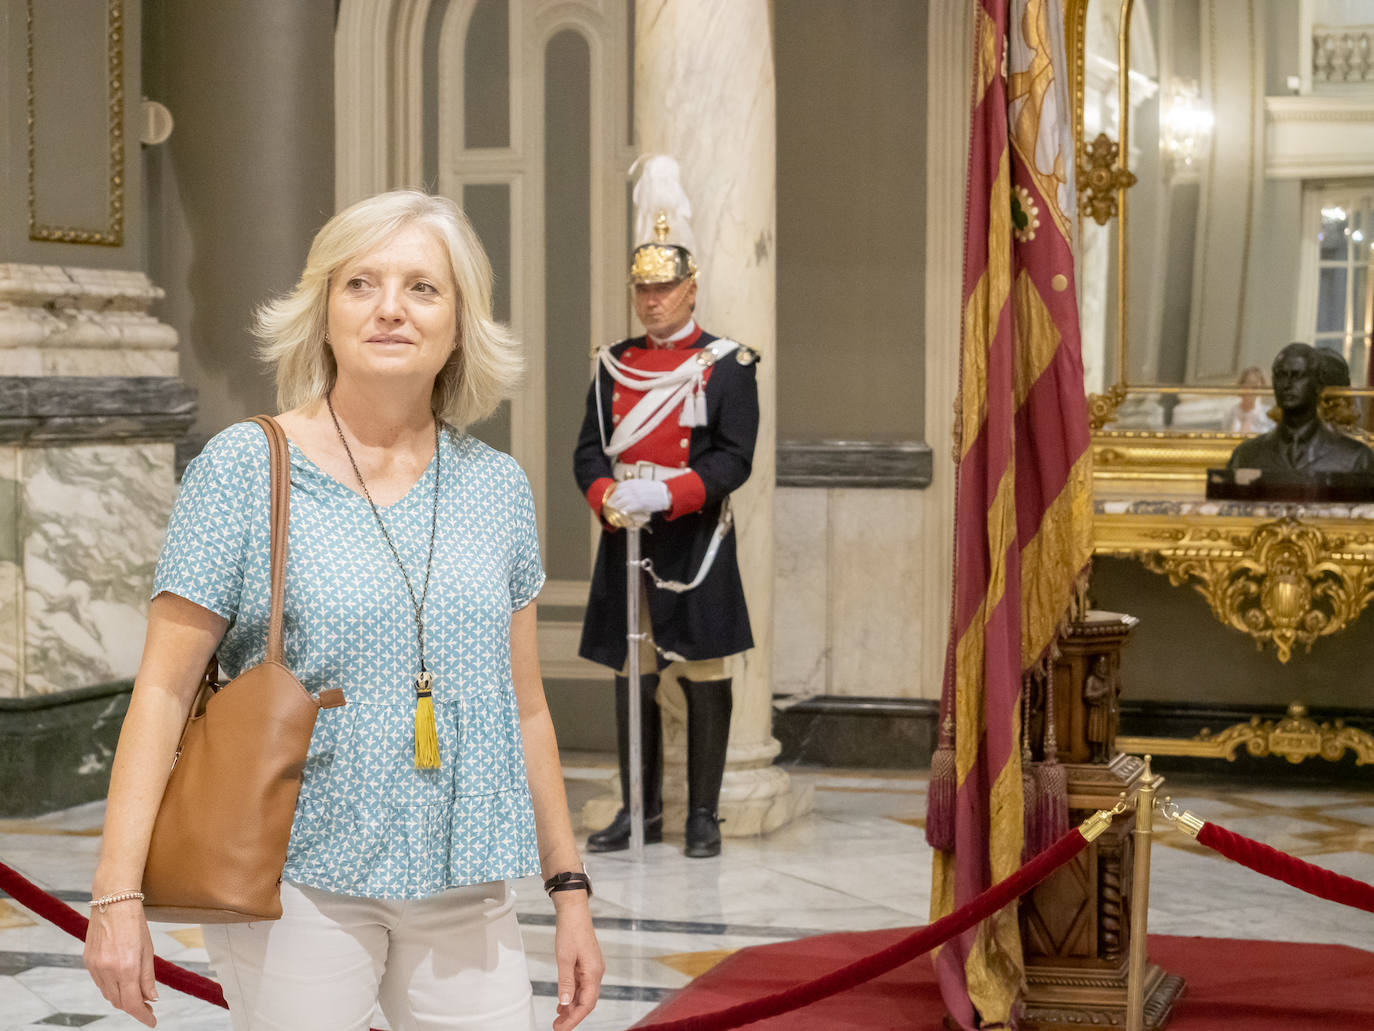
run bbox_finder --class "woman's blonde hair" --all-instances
[255,189,521,429]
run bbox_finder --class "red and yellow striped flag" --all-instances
[929,0,1093,1026]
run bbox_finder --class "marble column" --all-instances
[583,0,810,838]
[0,265,188,699]
[917,1,972,701]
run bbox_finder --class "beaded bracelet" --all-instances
[89,890,145,913]
[543,871,593,898]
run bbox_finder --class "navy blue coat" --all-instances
[573,330,759,670]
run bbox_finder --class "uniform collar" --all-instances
[646,319,702,350]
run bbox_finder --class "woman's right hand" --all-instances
[82,595,227,1026]
[83,900,159,1027]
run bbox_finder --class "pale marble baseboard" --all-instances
[5,442,176,697]
[773,486,926,699]
[0,559,18,695]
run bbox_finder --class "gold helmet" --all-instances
[628,155,698,285]
[629,213,698,285]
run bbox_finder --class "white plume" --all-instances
[630,154,697,254]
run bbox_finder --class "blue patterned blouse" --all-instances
[152,420,545,899]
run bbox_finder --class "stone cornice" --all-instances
[776,440,933,489]
[0,376,196,443]
[1265,96,1374,179]
[0,264,177,355]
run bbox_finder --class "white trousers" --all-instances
[202,880,536,1031]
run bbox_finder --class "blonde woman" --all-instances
[84,190,602,1030]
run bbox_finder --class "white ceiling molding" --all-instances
[1265,96,1374,179]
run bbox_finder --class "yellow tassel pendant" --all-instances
[413,671,440,769]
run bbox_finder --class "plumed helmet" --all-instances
[628,155,699,284]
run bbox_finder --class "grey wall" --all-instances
[774,0,927,442]
[1264,0,1301,95]
[142,0,336,436]
[1242,178,1304,368]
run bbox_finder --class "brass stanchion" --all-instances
[1126,755,1162,1031]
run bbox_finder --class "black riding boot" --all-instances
[587,674,663,852]
[682,677,733,858]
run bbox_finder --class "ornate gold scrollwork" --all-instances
[1138,527,1187,543]
[1087,381,1129,430]
[1140,517,1374,663]
[1078,133,1138,226]
[1120,703,1374,765]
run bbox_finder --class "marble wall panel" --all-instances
[6,348,179,377]
[0,448,19,696]
[829,489,925,699]
[772,486,928,702]
[773,487,829,696]
[19,443,175,696]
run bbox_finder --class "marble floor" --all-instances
[0,759,1371,1030]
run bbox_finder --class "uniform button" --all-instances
[613,414,621,423]
[679,461,687,468]
[612,391,620,401]
[679,438,689,448]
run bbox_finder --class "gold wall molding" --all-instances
[25,0,125,246]
[1119,703,1374,765]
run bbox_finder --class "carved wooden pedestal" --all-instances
[1018,614,1186,1030]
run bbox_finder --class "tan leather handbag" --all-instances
[142,415,344,923]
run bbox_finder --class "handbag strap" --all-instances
[248,415,290,666]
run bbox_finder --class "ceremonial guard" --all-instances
[574,157,759,858]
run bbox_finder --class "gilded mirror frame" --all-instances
[1068,0,1374,442]
[1066,0,1135,430]
[1068,1,1374,762]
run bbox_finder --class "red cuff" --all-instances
[666,471,706,520]
[586,477,619,530]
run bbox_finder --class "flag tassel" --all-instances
[927,716,958,852]
[1035,661,1069,853]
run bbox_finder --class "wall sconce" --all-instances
[1161,77,1213,179]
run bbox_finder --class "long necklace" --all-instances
[327,394,443,769]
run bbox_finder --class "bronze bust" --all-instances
[1224,343,1374,482]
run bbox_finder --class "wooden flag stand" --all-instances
[1017,612,1185,1030]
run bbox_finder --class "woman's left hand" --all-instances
[551,891,603,1030]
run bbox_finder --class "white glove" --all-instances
[611,478,671,518]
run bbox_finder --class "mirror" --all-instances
[1073,0,1374,431]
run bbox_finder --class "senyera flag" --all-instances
[926,0,1094,1027]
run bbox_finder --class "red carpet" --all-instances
[632,929,1374,1030]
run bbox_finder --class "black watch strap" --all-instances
[543,870,593,898]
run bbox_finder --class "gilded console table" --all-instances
[1095,500,1374,764]
[1093,499,1374,663]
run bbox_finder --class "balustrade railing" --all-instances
[1313,24,1374,85]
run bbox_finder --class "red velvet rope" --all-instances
[1196,820,1374,914]
[0,860,385,1030]
[4,830,1090,1031]
[634,826,1090,1031]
